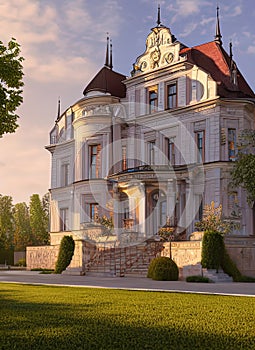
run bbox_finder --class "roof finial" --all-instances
[105,33,109,67]
[157,4,161,26]
[57,97,61,119]
[229,40,233,62]
[215,5,222,45]
[109,39,113,70]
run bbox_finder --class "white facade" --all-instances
[46,18,255,245]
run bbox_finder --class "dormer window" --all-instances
[148,85,158,113]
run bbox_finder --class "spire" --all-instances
[229,41,233,64]
[109,39,113,70]
[105,34,109,67]
[157,4,161,26]
[56,97,60,121]
[214,5,222,45]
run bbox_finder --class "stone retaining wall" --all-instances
[225,236,255,277]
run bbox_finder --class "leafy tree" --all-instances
[0,38,24,137]
[13,202,32,251]
[29,194,49,245]
[0,195,14,249]
[195,201,232,234]
[231,130,255,206]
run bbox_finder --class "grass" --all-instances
[0,283,254,349]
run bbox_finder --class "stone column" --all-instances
[113,183,121,239]
[167,179,176,224]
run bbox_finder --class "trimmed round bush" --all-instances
[55,236,75,274]
[147,257,179,281]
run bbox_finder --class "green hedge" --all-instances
[147,257,179,281]
[54,236,75,274]
[201,231,255,283]
[186,275,210,283]
[0,249,14,265]
[201,231,224,271]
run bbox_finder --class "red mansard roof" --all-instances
[83,66,126,98]
[180,41,255,98]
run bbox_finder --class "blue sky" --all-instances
[0,0,255,203]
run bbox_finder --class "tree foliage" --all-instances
[13,202,32,251]
[195,201,232,234]
[0,195,14,249]
[231,130,255,206]
[29,194,49,245]
[0,38,24,137]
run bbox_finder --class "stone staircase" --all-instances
[85,240,164,277]
[202,269,233,282]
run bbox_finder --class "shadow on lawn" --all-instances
[0,293,254,350]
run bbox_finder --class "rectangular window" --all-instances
[228,128,237,161]
[60,208,69,231]
[148,141,155,165]
[148,85,158,113]
[61,163,69,187]
[167,137,175,165]
[196,131,205,162]
[122,145,127,171]
[167,82,177,109]
[90,203,99,222]
[89,144,101,178]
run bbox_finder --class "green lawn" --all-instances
[0,283,254,349]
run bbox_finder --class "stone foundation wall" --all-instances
[161,241,203,279]
[26,245,59,270]
[225,236,255,277]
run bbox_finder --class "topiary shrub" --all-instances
[201,231,224,271]
[55,236,75,274]
[147,256,179,281]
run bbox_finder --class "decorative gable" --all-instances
[131,26,183,77]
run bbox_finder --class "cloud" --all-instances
[0,0,123,85]
[247,45,255,54]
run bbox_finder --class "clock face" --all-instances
[165,52,174,64]
[151,49,160,62]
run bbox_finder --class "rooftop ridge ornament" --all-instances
[214,5,222,45]
[105,33,110,68]
[157,4,161,26]
[109,39,113,70]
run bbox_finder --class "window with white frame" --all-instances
[167,137,175,165]
[60,208,69,231]
[90,203,99,222]
[166,82,177,109]
[196,131,205,162]
[89,144,101,178]
[148,85,158,113]
[148,141,156,165]
[61,163,70,187]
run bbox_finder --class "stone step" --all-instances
[202,269,233,282]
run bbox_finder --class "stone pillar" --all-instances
[113,183,121,239]
[185,177,196,236]
[167,179,176,224]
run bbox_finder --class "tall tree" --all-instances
[0,38,24,137]
[29,194,49,245]
[13,202,32,251]
[231,130,255,206]
[0,195,14,249]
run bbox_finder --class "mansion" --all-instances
[46,7,255,249]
